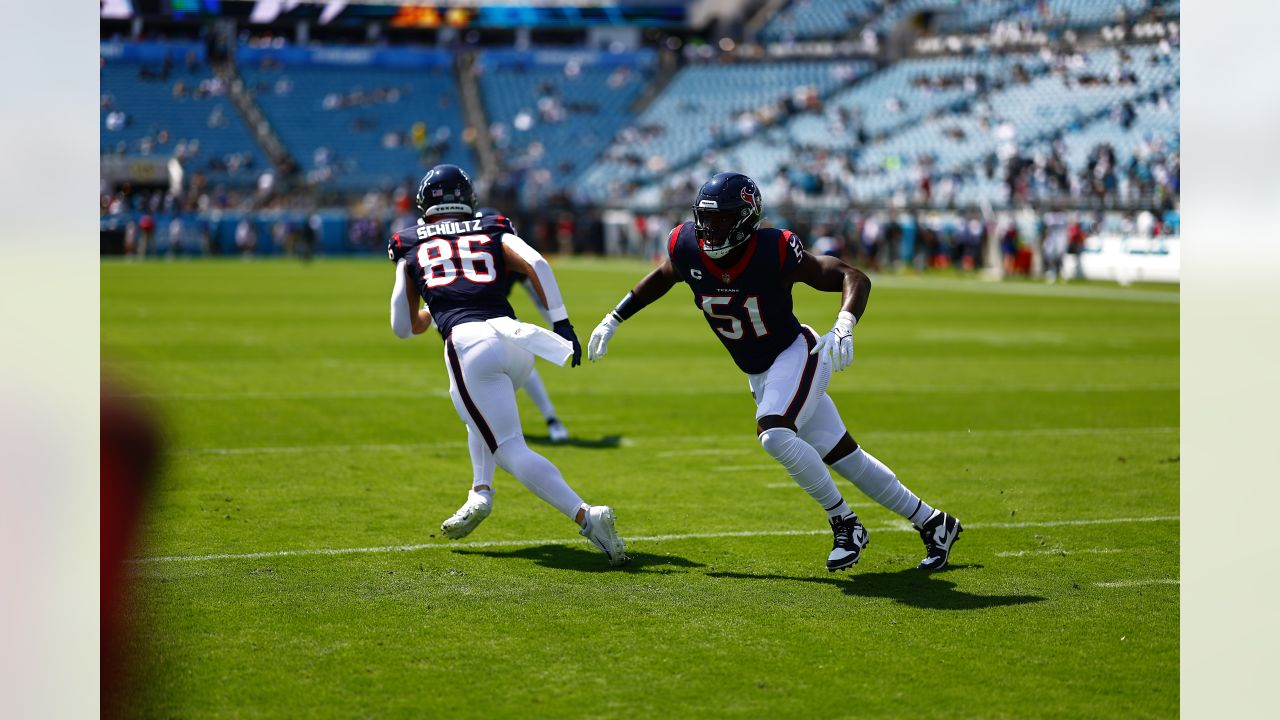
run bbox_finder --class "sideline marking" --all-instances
[133,515,1179,565]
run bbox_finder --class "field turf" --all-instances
[102,258,1179,719]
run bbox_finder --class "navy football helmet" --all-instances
[416,164,476,219]
[693,172,762,259]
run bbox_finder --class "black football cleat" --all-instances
[827,513,869,572]
[916,510,962,571]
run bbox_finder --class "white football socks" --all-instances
[521,368,558,422]
[830,448,933,525]
[760,427,851,519]
[492,438,585,520]
[467,426,497,492]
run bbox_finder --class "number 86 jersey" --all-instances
[667,221,806,375]
[390,213,517,338]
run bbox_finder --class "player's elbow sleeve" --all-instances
[531,260,569,322]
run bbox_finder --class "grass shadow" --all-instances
[453,543,704,574]
[706,565,1044,611]
[523,434,624,449]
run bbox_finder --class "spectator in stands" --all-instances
[300,214,320,262]
[207,105,227,129]
[860,214,882,271]
[105,111,128,132]
[882,217,902,272]
[811,226,841,258]
[165,217,185,259]
[1041,210,1068,283]
[1000,223,1020,276]
[135,214,155,258]
[1067,216,1087,281]
[960,215,985,271]
[235,218,258,257]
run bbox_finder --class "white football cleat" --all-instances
[547,418,570,443]
[440,490,492,540]
[827,513,869,572]
[579,505,630,566]
[915,509,963,570]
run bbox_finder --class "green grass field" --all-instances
[103,258,1179,719]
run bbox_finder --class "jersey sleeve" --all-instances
[387,231,410,262]
[779,229,806,275]
[666,223,685,260]
[479,214,517,238]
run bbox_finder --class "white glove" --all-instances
[811,311,856,372]
[587,312,621,362]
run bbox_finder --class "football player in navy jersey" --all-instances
[587,172,962,572]
[387,164,628,566]
[473,207,570,444]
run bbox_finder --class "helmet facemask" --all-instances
[695,205,757,259]
[692,172,762,260]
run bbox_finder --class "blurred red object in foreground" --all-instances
[101,384,161,718]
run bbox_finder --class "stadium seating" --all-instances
[1024,88,1179,175]
[238,62,474,191]
[854,46,1177,199]
[758,0,881,42]
[102,31,1177,213]
[477,51,654,191]
[577,60,873,199]
[1040,0,1150,27]
[620,44,1177,206]
[791,53,1046,146]
[633,53,1039,202]
[100,53,267,183]
[869,0,1021,35]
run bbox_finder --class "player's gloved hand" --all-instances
[811,311,856,372]
[587,312,621,362]
[553,319,582,367]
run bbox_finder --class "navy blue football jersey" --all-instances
[667,222,807,374]
[391,214,517,338]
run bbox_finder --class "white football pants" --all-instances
[444,321,583,519]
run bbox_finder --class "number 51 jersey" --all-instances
[667,221,806,375]
[390,214,517,338]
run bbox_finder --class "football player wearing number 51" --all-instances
[587,172,962,572]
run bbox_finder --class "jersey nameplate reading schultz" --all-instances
[417,219,483,239]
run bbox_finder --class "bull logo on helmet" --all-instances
[740,186,757,210]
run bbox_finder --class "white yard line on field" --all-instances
[177,425,1178,457]
[127,382,1177,401]
[180,441,468,456]
[1094,578,1180,588]
[868,276,1179,304]
[654,448,751,458]
[996,548,1125,557]
[132,515,1178,565]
